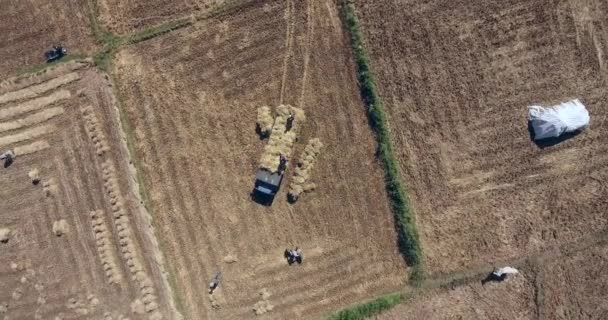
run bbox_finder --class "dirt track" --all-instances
[0,0,97,77]
[355,0,608,274]
[0,62,176,320]
[111,1,407,319]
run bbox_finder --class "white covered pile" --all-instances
[528,99,589,140]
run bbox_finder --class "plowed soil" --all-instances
[354,0,608,274]
[0,0,97,78]
[111,1,406,319]
[0,61,177,320]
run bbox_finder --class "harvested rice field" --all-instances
[0,61,178,320]
[110,1,406,319]
[0,0,97,78]
[2,0,608,319]
[354,0,608,274]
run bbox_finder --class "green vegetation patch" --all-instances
[340,2,425,283]
[326,293,405,320]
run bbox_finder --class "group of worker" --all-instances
[285,247,303,265]
[208,113,299,295]
[208,247,303,295]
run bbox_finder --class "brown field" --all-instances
[540,238,608,319]
[111,1,407,319]
[377,239,608,319]
[354,0,608,274]
[3,0,607,318]
[0,61,177,320]
[378,272,537,319]
[0,0,97,78]
[97,0,219,34]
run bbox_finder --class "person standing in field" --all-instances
[286,113,295,132]
[209,271,221,294]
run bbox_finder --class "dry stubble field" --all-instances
[375,239,608,319]
[97,0,224,34]
[355,0,608,273]
[112,1,407,319]
[0,61,177,320]
[0,0,97,78]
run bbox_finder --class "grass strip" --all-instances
[326,293,405,320]
[340,2,425,283]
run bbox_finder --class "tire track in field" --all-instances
[183,106,244,258]
[227,245,362,304]
[229,250,401,318]
[51,155,93,293]
[280,0,296,104]
[158,97,223,269]
[77,99,139,293]
[130,95,198,314]
[293,274,404,318]
[55,124,99,291]
[135,94,209,319]
[299,0,315,107]
[165,100,250,315]
[163,151,214,308]
[173,144,229,269]
[64,120,111,288]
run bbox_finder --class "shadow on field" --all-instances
[250,191,273,206]
[528,121,583,149]
[255,124,269,140]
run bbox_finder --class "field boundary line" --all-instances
[104,69,185,319]
[339,1,425,283]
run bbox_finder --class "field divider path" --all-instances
[339,1,424,282]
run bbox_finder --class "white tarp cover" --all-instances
[494,267,519,277]
[528,99,589,140]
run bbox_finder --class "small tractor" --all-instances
[252,169,283,205]
[45,46,67,62]
[252,155,287,205]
